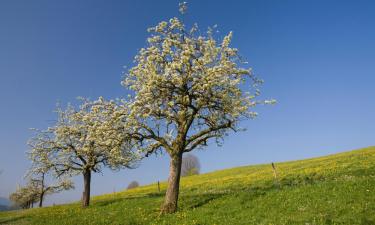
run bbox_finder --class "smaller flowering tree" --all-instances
[25,160,74,207]
[9,182,39,209]
[29,98,139,207]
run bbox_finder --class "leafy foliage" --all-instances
[181,154,200,177]
[127,181,140,190]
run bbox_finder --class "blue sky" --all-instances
[0,0,374,205]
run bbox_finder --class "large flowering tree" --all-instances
[29,98,138,207]
[123,3,274,213]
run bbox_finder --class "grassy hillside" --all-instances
[1,146,374,225]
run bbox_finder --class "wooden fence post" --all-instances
[271,162,278,179]
[271,162,280,188]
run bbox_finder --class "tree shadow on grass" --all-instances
[145,192,164,198]
[180,193,226,210]
[0,216,25,224]
[96,174,328,209]
[279,172,326,187]
[183,181,285,209]
[94,192,164,207]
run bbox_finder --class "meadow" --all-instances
[0,146,374,225]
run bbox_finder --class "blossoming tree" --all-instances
[25,155,74,207]
[9,181,39,209]
[29,98,138,207]
[123,3,274,213]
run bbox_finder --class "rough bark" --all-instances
[39,173,45,208]
[161,152,183,214]
[82,169,91,208]
[39,191,44,207]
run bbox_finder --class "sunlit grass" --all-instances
[1,146,374,224]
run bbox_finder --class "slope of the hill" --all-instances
[0,146,374,225]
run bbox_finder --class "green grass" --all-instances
[1,146,375,225]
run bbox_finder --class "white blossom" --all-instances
[122,17,272,156]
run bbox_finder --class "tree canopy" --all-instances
[28,98,139,207]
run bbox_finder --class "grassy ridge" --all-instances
[1,146,374,224]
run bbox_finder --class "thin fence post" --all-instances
[271,162,280,188]
[157,181,160,192]
[271,162,277,179]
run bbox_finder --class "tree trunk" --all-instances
[161,153,183,214]
[39,191,44,207]
[39,173,45,208]
[82,169,91,208]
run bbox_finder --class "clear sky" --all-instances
[0,0,374,205]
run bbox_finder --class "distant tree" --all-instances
[26,166,73,207]
[121,2,274,213]
[9,182,39,209]
[28,98,139,207]
[127,181,139,190]
[181,154,200,177]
